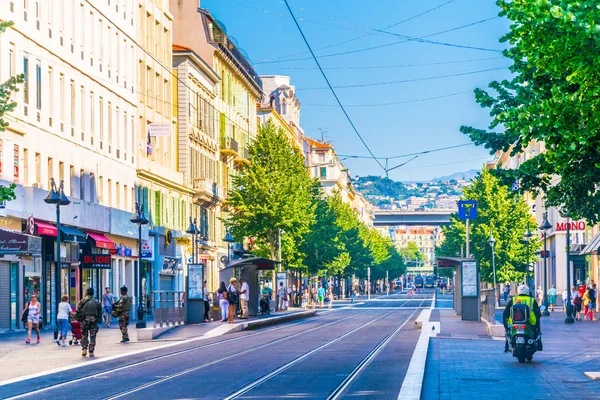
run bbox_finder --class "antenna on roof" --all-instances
[318,127,329,144]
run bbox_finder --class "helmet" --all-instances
[517,285,529,296]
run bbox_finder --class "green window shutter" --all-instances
[155,191,161,226]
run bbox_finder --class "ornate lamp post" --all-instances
[539,213,552,317]
[524,225,533,289]
[488,233,498,308]
[223,229,235,263]
[564,211,574,324]
[130,202,149,329]
[186,217,199,263]
[44,179,70,340]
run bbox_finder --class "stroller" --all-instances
[69,320,82,345]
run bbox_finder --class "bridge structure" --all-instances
[373,210,453,227]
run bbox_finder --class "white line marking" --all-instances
[397,310,437,400]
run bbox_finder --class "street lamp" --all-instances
[223,229,235,263]
[488,233,498,308]
[524,225,533,289]
[186,217,199,263]
[44,178,70,340]
[539,213,552,317]
[130,201,149,329]
[563,211,574,324]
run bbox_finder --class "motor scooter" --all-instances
[504,302,540,363]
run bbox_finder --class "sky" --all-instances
[201,0,512,181]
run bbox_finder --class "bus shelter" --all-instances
[219,257,277,316]
[436,256,480,321]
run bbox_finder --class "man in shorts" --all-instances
[318,285,326,309]
[102,287,114,327]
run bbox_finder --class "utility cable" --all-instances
[338,143,475,161]
[281,0,386,172]
[303,90,472,108]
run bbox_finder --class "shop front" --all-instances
[81,232,115,299]
[0,229,42,331]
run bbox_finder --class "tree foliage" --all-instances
[436,169,540,283]
[460,0,600,222]
[225,120,317,261]
[0,21,23,202]
[398,242,426,264]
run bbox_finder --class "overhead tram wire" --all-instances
[337,142,475,161]
[249,0,458,63]
[303,90,473,108]
[255,16,501,65]
[281,0,386,172]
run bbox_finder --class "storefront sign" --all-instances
[82,254,112,269]
[160,256,181,275]
[114,244,133,257]
[556,221,586,231]
[0,230,29,253]
[141,240,153,259]
[175,237,191,245]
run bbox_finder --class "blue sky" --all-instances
[201,0,512,181]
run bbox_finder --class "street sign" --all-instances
[457,200,477,219]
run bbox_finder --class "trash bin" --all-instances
[211,297,221,322]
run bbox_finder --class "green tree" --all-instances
[461,0,600,222]
[0,22,24,202]
[437,169,540,283]
[398,241,426,265]
[225,120,317,263]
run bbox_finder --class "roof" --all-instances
[305,137,332,149]
[172,44,192,51]
[222,257,279,271]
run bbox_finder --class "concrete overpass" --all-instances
[373,210,453,227]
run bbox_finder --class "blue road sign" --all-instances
[458,200,477,219]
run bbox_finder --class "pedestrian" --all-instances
[311,286,317,309]
[350,288,355,304]
[203,281,211,323]
[562,288,568,310]
[302,289,308,309]
[102,287,114,328]
[318,285,326,309]
[56,294,72,347]
[239,278,249,320]
[578,282,587,297]
[535,286,543,306]
[217,281,228,322]
[547,285,557,312]
[287,285,293,308]
[573,292,583,321]
[23,294,41,344]
[260,283,272,315]
[75,288,102,357]
[588,284,597,321]
[328,288,333,309]
[23,288,31,305]
[113,286,131,343]
[503,284,510,302]
[227,278,239,323]
[278,282,287,311]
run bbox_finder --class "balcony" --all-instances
[192,178,225,206]
[233,147,250,168]
[220,135,239,158]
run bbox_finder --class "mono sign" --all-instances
[556,221,586,231]
[82,254,112,269]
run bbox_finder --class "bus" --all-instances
[425,276,435,289]
[415,276,424,289]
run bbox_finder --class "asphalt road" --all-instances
[0,291,434,400]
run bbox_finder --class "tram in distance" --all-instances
[414,275,424,289]
[425,275,435,288]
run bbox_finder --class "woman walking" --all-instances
[217,281,228,322]
[56,295,72,346]
[24,294,41,344]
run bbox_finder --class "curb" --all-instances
[240,310,318,331]
[481,317,505,338]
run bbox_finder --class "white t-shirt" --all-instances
[240,282,249,301]
[57,302,72,320]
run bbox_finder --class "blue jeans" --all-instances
[58,319,70,340]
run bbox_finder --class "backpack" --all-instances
[511,302,529,324]
[227,286,239,305]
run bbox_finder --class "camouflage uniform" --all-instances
[76,295,102,355]
[114,295,131,341]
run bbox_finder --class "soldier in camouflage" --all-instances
[75,288,102,357]
[114,286,131,343]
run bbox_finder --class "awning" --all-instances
[580,233,600,255]
[35,222,57,237]
[60,226,86,244]
[222,257,279,271]
[87,232,115,250]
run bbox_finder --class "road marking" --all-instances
[1,309,355,396]
[367,298,434,302]
[224,310,409,400]
[352,307,430,310]
[327,311,416,400]
[397,310,438,400]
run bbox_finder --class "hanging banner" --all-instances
[141,239,153,259]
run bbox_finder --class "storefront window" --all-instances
[23,259,41,307]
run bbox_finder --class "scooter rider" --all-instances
[502,284,542,351]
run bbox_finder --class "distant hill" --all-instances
[432,169,479,182]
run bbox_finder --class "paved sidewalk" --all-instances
[423,310,600,399]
